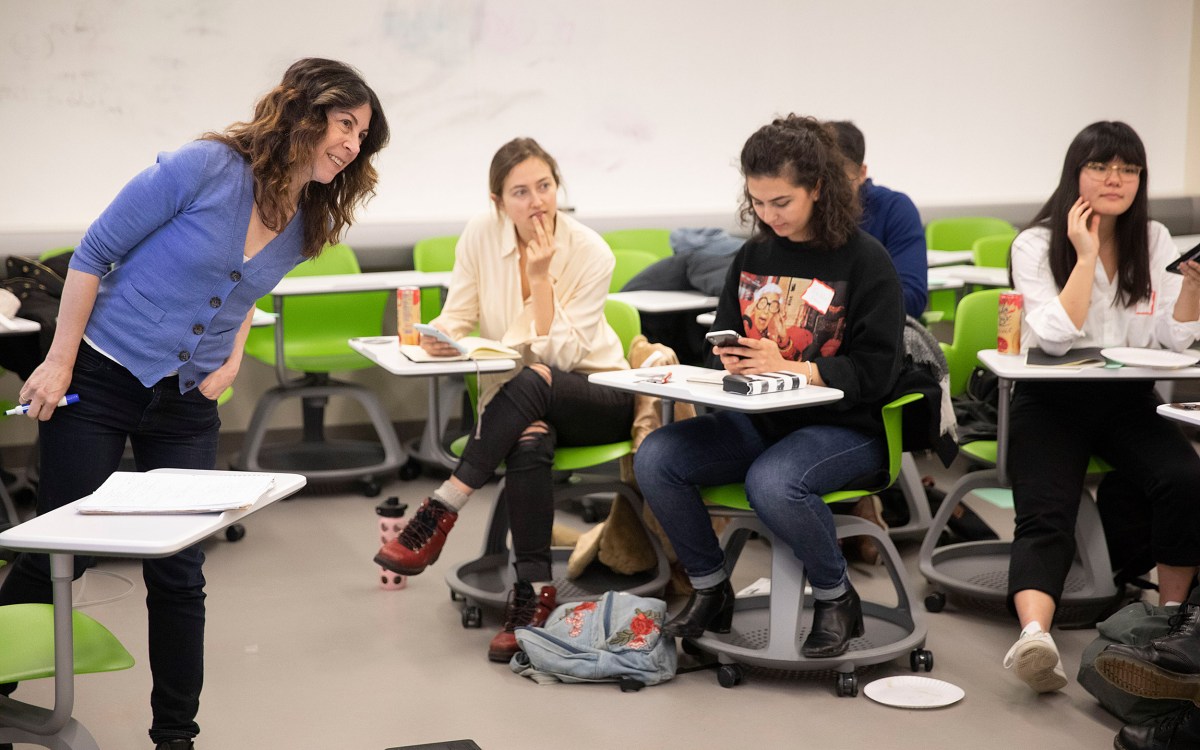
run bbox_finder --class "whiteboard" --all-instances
[0,0,1194,237]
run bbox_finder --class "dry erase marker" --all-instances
[5,394,79,416]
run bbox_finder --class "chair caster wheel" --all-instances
[836,672,858,697]
[910,648,934,672]
[581,505,602,524]
[717,664,743,688]
[461,605,483,629]
[362,480,382,498]
[449,589,463,602]
[224,524,246,542]
[399,460,421,481]
[924,592,946,612]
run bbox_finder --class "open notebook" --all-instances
[400,337,518,363]
[76,472,276,514]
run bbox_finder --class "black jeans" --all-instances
[454,367,634,581]
[1007,380,1200,611]
[0,341,218,744]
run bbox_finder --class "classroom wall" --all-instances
[2,0,1198,449]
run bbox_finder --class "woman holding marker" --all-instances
[2,58,388,750]
[1002,121,1200,700]
[633,115,904,658]
[374,137,632,663]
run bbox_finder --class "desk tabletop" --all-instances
[927,250,975,267]
[979,348,1200,381]
[927,274,966,291]
[0,314,40,335]
[270,270,452,297]
[0,470,306,557]
[1158,402,1200,427]
[589,364,843,413]
[349,336,516,376]
[1173,234,1200,253]
[935,265,1009,287]
[607,290,720,313]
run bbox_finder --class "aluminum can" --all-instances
[998,292,1023,355]
[397,286,421,346]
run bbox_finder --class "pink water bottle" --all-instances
[376,496,409,590]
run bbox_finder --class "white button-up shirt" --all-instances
[1012,221,1200,355]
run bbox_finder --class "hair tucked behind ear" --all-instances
[1027,121,1149,305]
[738,114,859,248]
[204,58,390,257]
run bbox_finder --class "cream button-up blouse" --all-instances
[432,210,629,407]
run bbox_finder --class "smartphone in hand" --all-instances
[705,329,742,348]
[1166,242,1200,274]
[414,323,466,354]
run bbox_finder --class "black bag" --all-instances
[0,252,73,378]
[1078,602,1189,724]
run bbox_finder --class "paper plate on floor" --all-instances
[863,676,964,709]
[1100,347,1200,369]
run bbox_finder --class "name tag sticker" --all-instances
[1135,291,1156,316]
[801,279,834,315]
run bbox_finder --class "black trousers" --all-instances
[1007,380,1200,611]
[454,367,633,581]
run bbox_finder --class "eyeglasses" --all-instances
[1081,161,1143,181]
[754,298,781,313]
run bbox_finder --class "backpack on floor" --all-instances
[511,591,677,688]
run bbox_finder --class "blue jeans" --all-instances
[634,411,884,597]
[0,341,218,743]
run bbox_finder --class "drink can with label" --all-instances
[997,292,1023,355]
[397,286,421,346]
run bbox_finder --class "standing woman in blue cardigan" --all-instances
[2,58,388,750]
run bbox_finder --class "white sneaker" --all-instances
[1003,630,1068,693]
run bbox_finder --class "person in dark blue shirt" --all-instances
[829,121,929,319]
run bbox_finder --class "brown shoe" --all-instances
[847,495,887,565]
[487,582,557,662]
[373,497,457,575]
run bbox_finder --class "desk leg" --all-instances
[271,295,288,386]
[995,378,1011,487]
[0,553,82,744]
[660,398,675,427]
[406,376,462,473]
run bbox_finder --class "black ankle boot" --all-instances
[662,579,735,638]
[1097,602,1200,703]
[802,585,865,658]
[1115,704,1200,750]
[155,740,194,750]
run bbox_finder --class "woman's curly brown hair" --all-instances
[738,114,859,248]
[204,58,389,257]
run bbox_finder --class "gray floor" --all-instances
[0,448,1143,750]
[7,325,1195,749]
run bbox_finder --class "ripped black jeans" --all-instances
[454,366,633,581]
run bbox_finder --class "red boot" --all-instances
[373,497,458,575]
[487,582,557,663]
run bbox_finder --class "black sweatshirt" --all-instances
[708,228,905,441]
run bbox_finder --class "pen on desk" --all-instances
[5,394,80,416]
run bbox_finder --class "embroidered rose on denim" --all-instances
[563,600,597,637]
[608,609,660,650]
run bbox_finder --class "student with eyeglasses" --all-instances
[634,115,905,658]
[1001,122,1200,712]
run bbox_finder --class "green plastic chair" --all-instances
[235,243,403,495]
[691,393,932,691]
[610,248,660,293]
[38,246,75,261]
[925,218,1017,323]
[925,217,1017,252]
[413,235,459,323]
[601,229,673,260]
[0,603,134,682]
[970,231,1018,269]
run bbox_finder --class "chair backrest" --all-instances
[601,229,673,260]
[243,243,389,371]
[610,248,660,293]
[604,298,641,358]
[38,246,75,261]
[941,287,1007,396]
[413,235,459,273]
[971,232,1018,268]
[0,603,134,682]
[926,217,1017,252]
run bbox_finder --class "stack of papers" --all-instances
[76,472,276,514]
